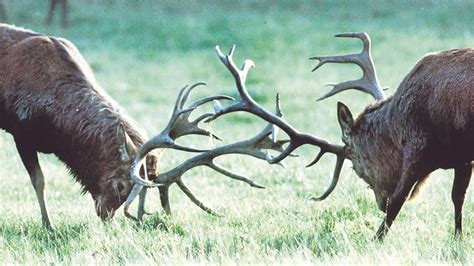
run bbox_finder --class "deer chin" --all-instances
[94,194,119,220]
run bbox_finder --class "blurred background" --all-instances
[0,0,473,264]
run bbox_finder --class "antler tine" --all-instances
[123,183,144,221]
[172,94,235,141]
[177,179,222,216]
[309,154,344,201]
[310,32,386,101]
[177,82,204,109]
[188,95,235,109]
[208,163,265,189]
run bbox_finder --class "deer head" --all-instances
[93,124,160,220]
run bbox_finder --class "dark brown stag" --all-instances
[0,24,287,226]
[0,24,159,228]
[309,33,472,239]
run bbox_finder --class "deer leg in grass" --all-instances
[0,0,7,22]
[375,150,423,240]
[46,0,68,27]
[159,185,171,215]
[15,138,52,229]
[59,0,68,28]
[452,163,472,237]
[46,0,58,25]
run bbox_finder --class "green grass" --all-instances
[1,0,473,264]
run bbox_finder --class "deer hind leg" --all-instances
[46,0,58,25]
[14,138,52,229]
[452,163,472,237]
[375,150,423,241]
[59,0,68,28]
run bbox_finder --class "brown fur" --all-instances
[339,48,473,237]
[0,24,158,224]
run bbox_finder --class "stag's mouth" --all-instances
[94,195,117,220]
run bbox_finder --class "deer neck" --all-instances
[40,85,145,195]
[350,99,404,195]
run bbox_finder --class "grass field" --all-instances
[1,0,473,264]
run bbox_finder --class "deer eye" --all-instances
[116,182,125,192]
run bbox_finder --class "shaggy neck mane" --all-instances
[36,37,148,195]
[48,83,145,195]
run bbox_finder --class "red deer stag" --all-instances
[0,24,159,228]
[308,33,472,240]
[0,24,287,226]
[129,38,472,240]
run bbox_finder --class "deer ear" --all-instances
[337,102,354,133]
[117,124,136,162]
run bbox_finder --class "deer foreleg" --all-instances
[452,163,472,237]
[15,138,52,229]
[375,150,423,240]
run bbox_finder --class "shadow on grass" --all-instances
[0,219,89,261]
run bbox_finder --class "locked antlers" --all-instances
[124,82,288,218]
[124,41,360,219]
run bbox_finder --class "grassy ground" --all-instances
[1,0,473,264]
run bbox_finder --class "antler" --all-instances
[123,83,233,219]
[124,86,289,218]
[125,44,350,220]
[310,32,386,101]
